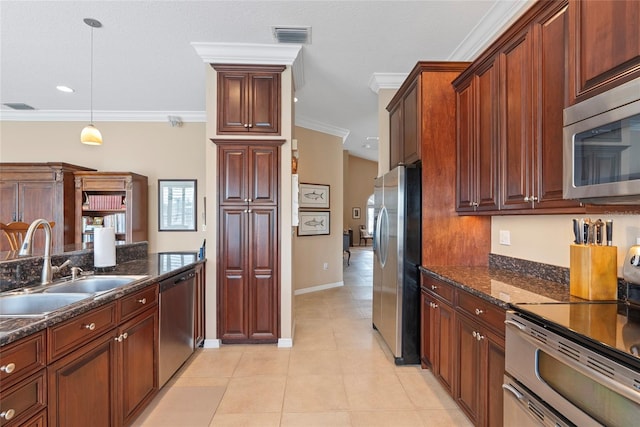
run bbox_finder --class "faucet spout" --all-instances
[19,219,54,284]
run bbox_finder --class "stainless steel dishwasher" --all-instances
[159,269,195,386]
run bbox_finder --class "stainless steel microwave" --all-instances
[563,77,640,204]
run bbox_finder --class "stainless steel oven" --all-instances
[504,310,640,427]
[563,76,640,204]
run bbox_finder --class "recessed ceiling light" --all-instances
[56,85,74,93]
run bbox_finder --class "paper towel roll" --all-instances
[94,227,116,267]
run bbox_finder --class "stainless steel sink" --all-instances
[43,275,148,294]
[0,293,93,317]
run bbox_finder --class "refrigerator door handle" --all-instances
[378,205,389,268]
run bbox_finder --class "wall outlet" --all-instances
[323,262,328,270]
[499,230,511,246]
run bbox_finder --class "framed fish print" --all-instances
[299,183,330,209]
[298,211,330,236]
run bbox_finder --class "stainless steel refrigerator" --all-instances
[372,165,421,365]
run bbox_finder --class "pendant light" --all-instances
[81,18,103,145]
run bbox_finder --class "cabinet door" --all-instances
[218,207,249,341]
[0,181,18,223]
[435,300,455,395]
[217,71,249,133]
[389,102,403,169]
[119,309,158,426]
[455,314,481,426]
[194,263,206,348]
[456,80,475,212]
[482,331,505,427]
[476,62,500,212]
[248,72,281,134]
[420,291,434,368]
[534,2,581,209]
[48,331,117,427]
[402,78,420,165]
[218,145,248,205]
[569,0,640,104]
[248,207,278,341]
[19,181,57,225]
[249,146,279,205]
[500,30,533,210]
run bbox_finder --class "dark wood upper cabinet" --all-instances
[214,65,285,135]
[454,0,587,215]
[0,162,94,252]
[568,0,640,105]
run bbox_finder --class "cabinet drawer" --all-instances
[19,409,46,427]
[119,284,158,322]
[0,370,46,427]
[0,331,46,389]
[48,303,117,361]
[457,290,505,334]
[421,274,455,304]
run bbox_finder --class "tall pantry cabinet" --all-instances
[212,64,285,344]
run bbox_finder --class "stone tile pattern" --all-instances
[132,247,473,427]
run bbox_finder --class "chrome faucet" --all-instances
[19,219,70,284]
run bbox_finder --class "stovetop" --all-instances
[514,301,640,364]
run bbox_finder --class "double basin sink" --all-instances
[0,275,148,318]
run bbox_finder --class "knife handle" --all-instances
[572,219,580,244]
[606,220,613,246]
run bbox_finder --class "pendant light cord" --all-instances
[90,24,94,124]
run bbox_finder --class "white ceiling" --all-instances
[0,1,533,161]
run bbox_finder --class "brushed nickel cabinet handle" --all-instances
[0,363,16,374]
[137,298,146,304]
[0,409,15,420]
[475,308,484,316]
[85,322,96,331]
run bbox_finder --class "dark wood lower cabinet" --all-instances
[194,263,206,348]
[119,308,158,426]
[421,272,505,427]
[48,331,117,427]
[22,409,47,427]
[47,303,158,427]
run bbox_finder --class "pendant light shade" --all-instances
[81,18,102,145]
[81,124,103,145]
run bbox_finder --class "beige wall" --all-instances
[292,126,344,292]
[492,214,640,276]
[0,120,207,253]
[344,155,378,242]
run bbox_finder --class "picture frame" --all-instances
[352,207,361,219]
[297,211,330,236]
[158,179,197,231]
[299,183,330,209]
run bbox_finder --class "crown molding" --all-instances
[0,110,206,122]
[295,115,350,143]
[448,0,535,61]
[191,42,305,90]
[368,73,408,94]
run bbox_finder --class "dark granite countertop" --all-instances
[0,252,206,347]
[420,265,586,309]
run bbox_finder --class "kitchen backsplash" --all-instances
[0,242,148,292]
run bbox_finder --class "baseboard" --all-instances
[278,338,293,348]
[202,339,221,348]
[294,281,344,295]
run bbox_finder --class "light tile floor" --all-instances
[133,246,472,427]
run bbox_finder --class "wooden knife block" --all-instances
[570,244,618,300]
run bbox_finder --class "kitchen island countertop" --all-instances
[0,252,205,347]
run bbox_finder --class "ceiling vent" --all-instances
[272,26,311,44]
[3,102,35,110]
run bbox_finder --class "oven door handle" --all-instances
[502,383,524,400]
[504,319,526,330]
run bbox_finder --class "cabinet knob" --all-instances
[84,322,96,331]
[248,123,253,128]
[0,409,15,421]
[0,362,16,374]
[475,308,484,316]
[137,298,147,304]
[243,123,249,128]
[122,332,128,340]
[432,302,438,309]
[431,285,437,290]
